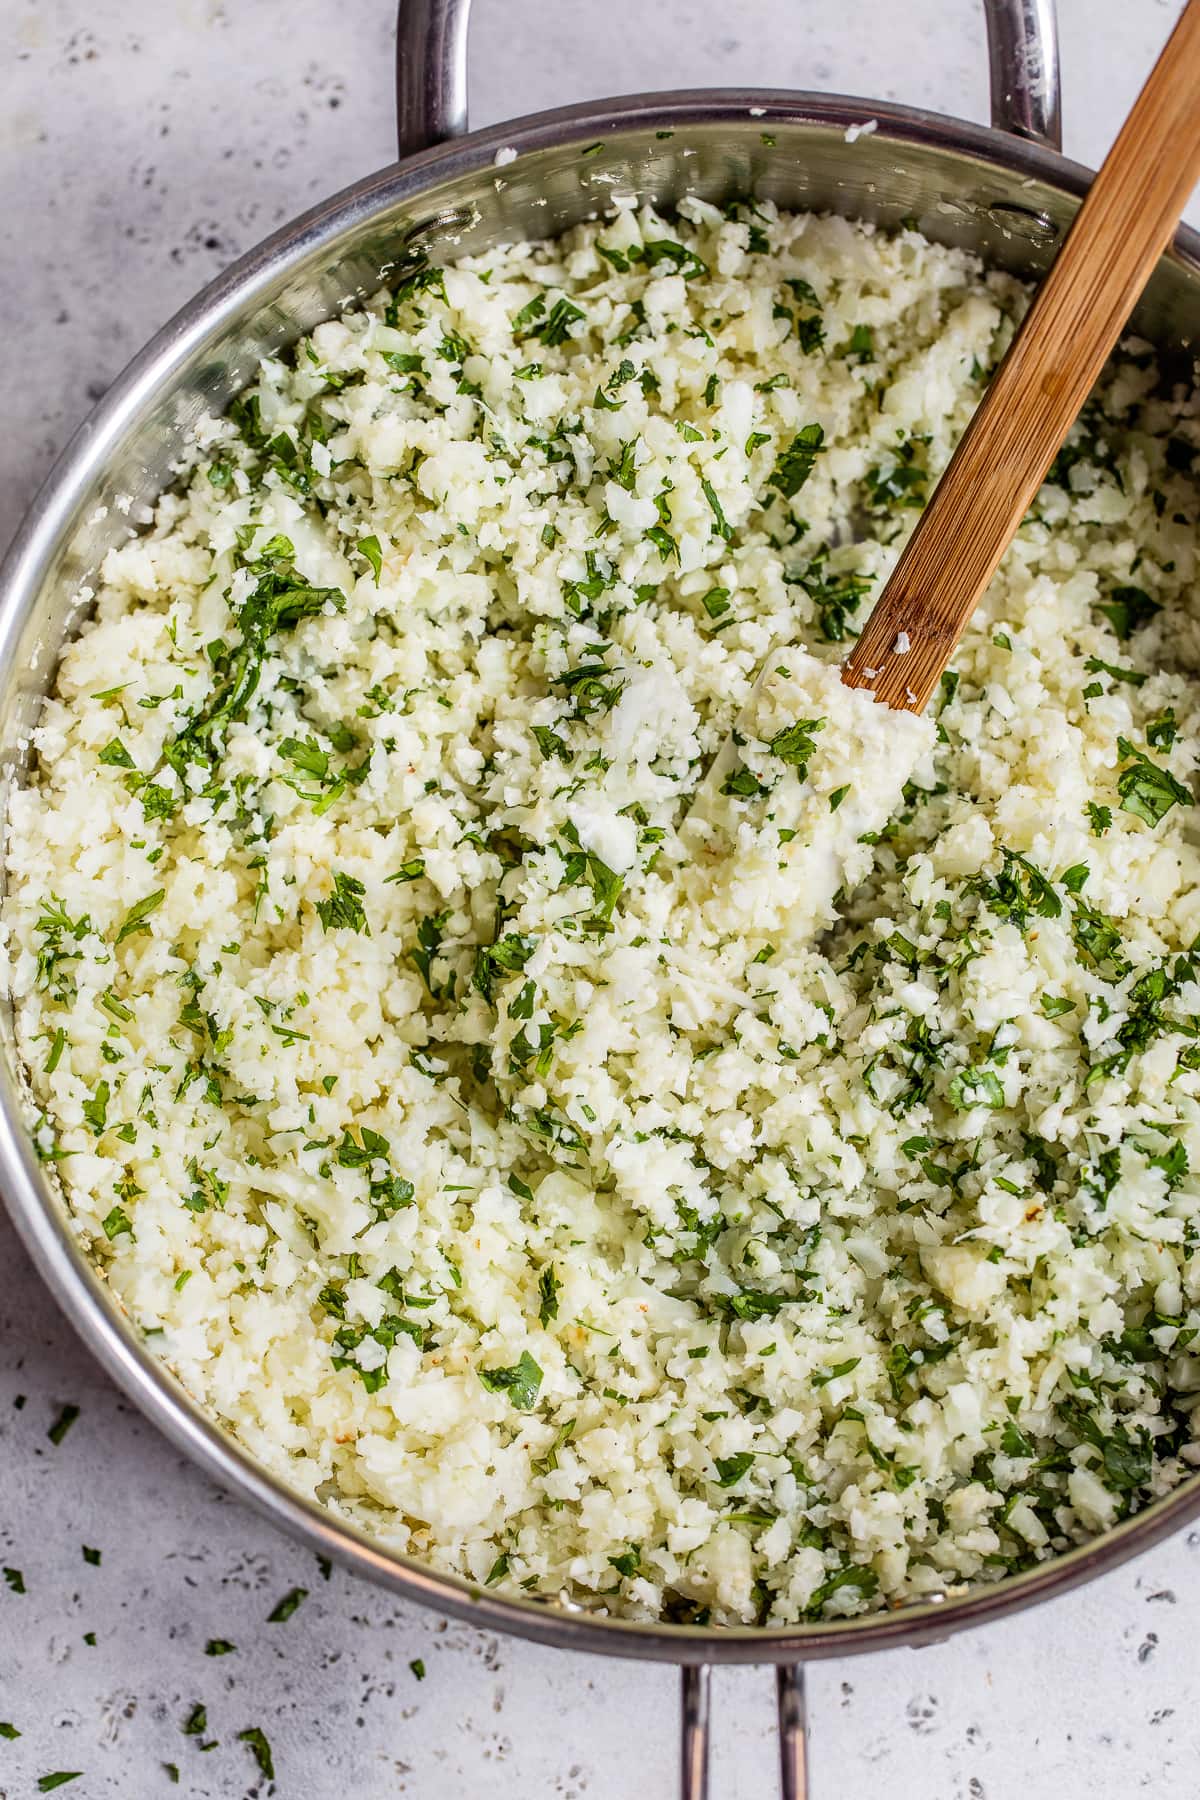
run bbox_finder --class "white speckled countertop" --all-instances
[2,2,1199,1794]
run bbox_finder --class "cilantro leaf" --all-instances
[115,889,164,946]
[607,1547,642,1577]
[812,1356,861,1388]
[237,1727,275,1781]
[1096,585,1160,640]
[478,1351,543,1410]
[82,1082,110,1136]
[1116,737,1192,827]
[720,764,769,799]
[537,1266,560,1328]
[101,1206,133,1241]
[267,1587,307,1623]
[316,870,369,933]
[534,297,585,346]
[768,716,824,770]
[768,424,825,500]
[357,535,383,584]
[947,1066,1005,1111]
[700,479,733,542]
[714,1452,755,1487]
[805,1562,879,1616]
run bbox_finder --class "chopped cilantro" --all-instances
[794,560,872,642]
[237,1727,275,1781]
[812,1357,861,1387]
[1073,903,1131,979]
[357,535,384,583]
[114,888,164,946]
[316,870,369,933]
[267,1587,307,1622]
[720,764,768,799]
[845,323,874,362]
[538,1266,560,1327]
[714,1452,754,1486]
[48,1404,80,1445]
[608,1547,642,1577]
[700,479,733,542]
[969,849,1061,929]
[1083,655,1146,688]
[768,424,825,500]
[805,1563,879,1615]
[478,1351,543,1410]
[768,716,824,771]
[1116,737,1192,826]
[864,437,927,511]
[165,538,343,769]
[384,858,426,884]
[1096,584,1160,639]
[948,1066,1005,1111]
[1147,708,1178,751]
[534,297,586,346]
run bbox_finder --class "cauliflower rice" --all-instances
[7,196,1200,1626]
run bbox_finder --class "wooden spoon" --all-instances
[842,0,1200,713]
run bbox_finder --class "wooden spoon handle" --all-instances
[842,0,1200,714]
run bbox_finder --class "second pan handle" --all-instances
[394,0,1062,160]
[680,1665,808,1800]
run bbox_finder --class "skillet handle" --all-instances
[983,0,1062,149]
[680,1665,711,1800]
[776,1665,809,1800]
[395,0,471,159]
[678,1664,809,1800]
[393,0,1062,159]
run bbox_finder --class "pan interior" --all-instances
[4,96,1200,1660]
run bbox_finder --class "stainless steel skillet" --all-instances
[3,3,1200,1794]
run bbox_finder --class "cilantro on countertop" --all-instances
[48,1404,79,1446]
[237,1727,275,1780]
[267,1587,308,1623]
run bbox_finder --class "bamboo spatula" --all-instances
[842,0,1200,713]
